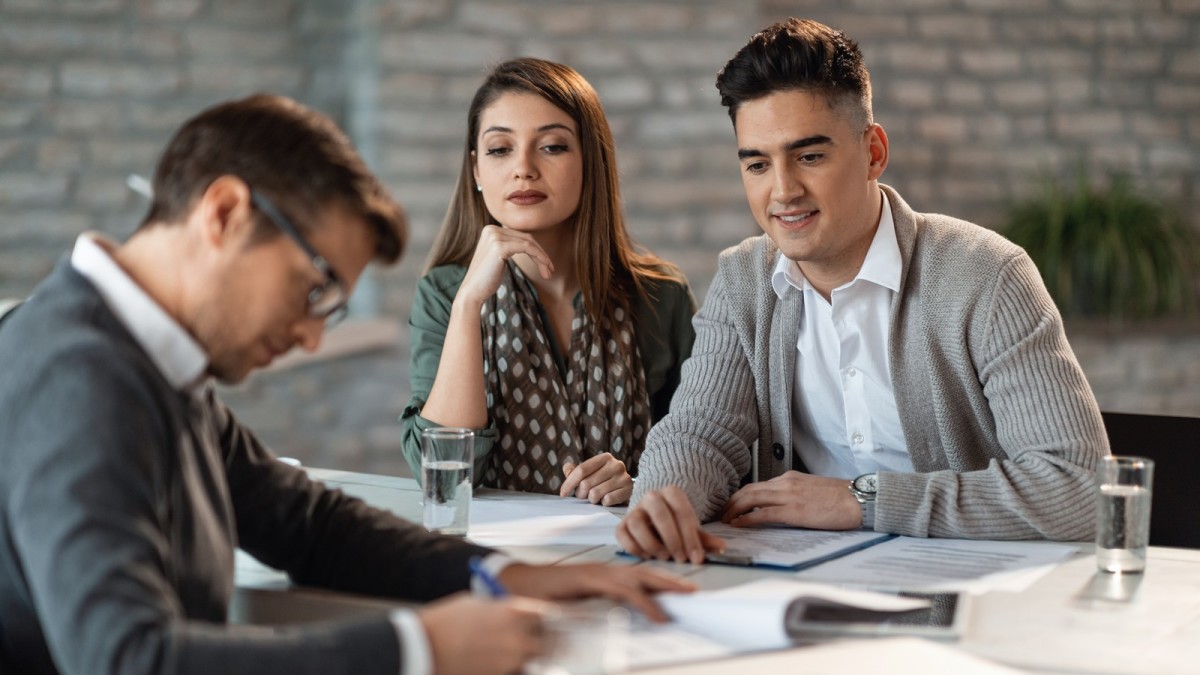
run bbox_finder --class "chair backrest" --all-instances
[1100,411,1200,549]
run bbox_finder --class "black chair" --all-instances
[1100,411,1200,549]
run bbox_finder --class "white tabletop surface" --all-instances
[234,467,1200,674]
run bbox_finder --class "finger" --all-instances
[612,583,671,623]
[509,248,554,280]
[508,604,551,661]
[730,505,789,528]
[577,458,623,499]
[559,463,581,497]
[502,241,554,278]
[581,571,676,624]
[562,455,608,498]
[621,508,671,561]
[600,481,633,507]
[659,489,706,565]
[587,474,631,505]
[699,530,727,554]
[720,484,779,522]
[640,494,689,562]
[615,519,648,559]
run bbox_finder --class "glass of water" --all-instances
[421,427,475,537]
[1095,455,1154,574]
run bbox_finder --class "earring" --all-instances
[476,184,483,192]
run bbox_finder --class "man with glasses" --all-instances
[0,94,690,675]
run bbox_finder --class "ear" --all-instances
[195,175,254,250]
[865,123,889,181]
[471,150,480,188]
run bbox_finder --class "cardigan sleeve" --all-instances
[631,267,759,521]
[878,251,1108,541]
[401,267,498,483]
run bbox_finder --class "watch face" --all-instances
[853,473,878,494]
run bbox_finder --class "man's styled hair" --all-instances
[141,94,406,263]
[715,18,873,131]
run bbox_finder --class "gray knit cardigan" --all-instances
[632,185,1108,541]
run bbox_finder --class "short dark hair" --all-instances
[141,94,406,263]
[716,18,873,130]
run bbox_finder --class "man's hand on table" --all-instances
[720,471,862,530]
[419,594,548,675]
[497,561,696,623]
[615,486,727,566]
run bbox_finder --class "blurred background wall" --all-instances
[2,0,1198,474]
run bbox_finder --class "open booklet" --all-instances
[625,578,959,670]
[656,579,933,649]
[700,522,895,569]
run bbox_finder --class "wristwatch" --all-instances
[849,473,878,529]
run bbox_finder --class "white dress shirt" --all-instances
[771,193,912,479]
[69,233,437,675]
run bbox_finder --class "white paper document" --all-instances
[701,522,892,569]
[466,495,621,547]
[797,537,1078,592]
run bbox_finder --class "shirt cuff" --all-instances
[389,609,432,675]
[470,552,515,596]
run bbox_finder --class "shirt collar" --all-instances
[70,233,209,393]
[856,191,902,293]
[770,190,901,298]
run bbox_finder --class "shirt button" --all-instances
[852,433,864,445]
[847,367,857,377]
[772,443,785,460]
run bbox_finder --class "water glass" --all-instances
[1095,455,1154,574]
[421,428,474,537]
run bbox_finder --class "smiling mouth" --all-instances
[774,210,817,228]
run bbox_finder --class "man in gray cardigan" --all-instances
[617,18,1108,565]
[0,95,689,675]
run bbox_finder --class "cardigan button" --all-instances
[772,443,785,460]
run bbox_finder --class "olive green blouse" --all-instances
[401,264,697,482]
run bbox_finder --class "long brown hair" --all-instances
[427,57,678,324]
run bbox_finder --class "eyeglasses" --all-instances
[250,190,349,328]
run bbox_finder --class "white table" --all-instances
[235,468,1200,674]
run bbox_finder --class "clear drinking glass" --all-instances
[1095,455,1154,574]
[421,428,474,537]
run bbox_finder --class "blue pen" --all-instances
[469,556,508,598]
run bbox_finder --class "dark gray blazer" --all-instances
[0,259,492,674]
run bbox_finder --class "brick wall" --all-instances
[3,0,1199,471]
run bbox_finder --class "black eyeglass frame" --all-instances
[249,190,349,328]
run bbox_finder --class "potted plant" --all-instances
[1003,169,1198,320]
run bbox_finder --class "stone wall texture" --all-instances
[2,0,1199,472]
